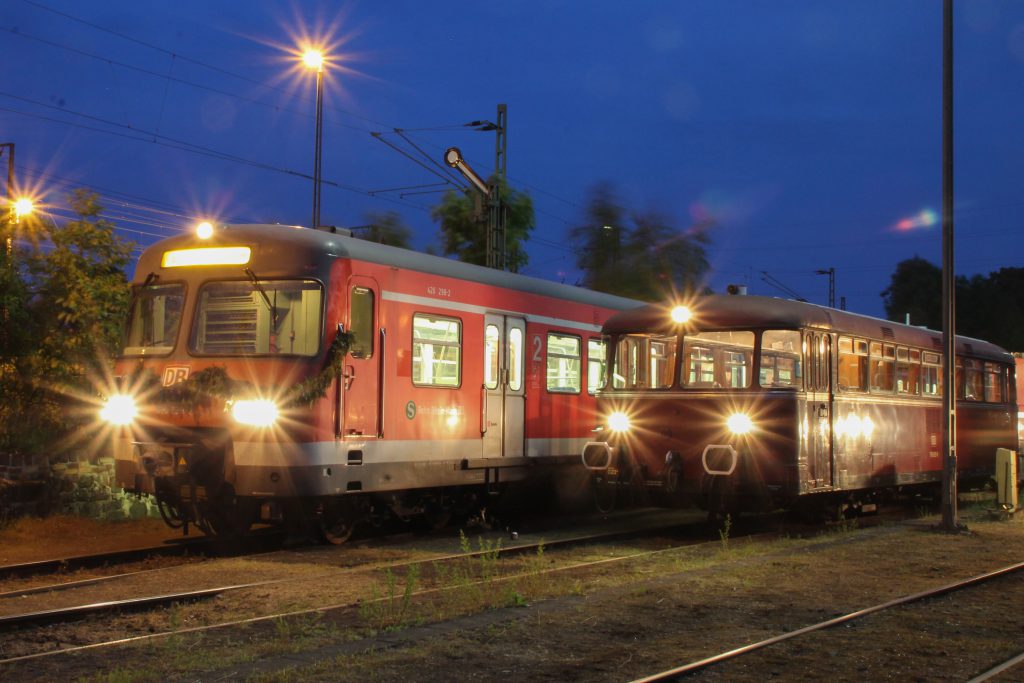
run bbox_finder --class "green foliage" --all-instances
[360,210,413,248]
[883,258,1024,350]
[431,176,535,272]
[359,564,421,631]
[0,190,133,457]
[570,181,713,301]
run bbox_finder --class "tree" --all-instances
[882,256,941,328]
[570,182,712,301]
[882,258,1024,350]
[0,190,133,457]
[360,210,412,248]
[431,176,535,272]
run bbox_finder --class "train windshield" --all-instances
[121,282,186,356]
[189,279,323,356]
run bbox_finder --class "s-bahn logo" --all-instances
[162,366,191,387]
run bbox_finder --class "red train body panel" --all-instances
[583,295,1018,515]
[105,224,638,537]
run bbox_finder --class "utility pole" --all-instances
[815,267,835,308]
[940,0,959,531]
[1,143,13,257]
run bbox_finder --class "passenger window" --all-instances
[349,287,374,359]
[587,338,607,395]
[922,352,942,396]
[484,324,499,390]
[547,333,581,393]
[681,331,754,389]
[870,342,895,393]
[838,336,868,391]
[760,330,802,388]
[896,347,921,395]
[412,314,461,387]
[508,327,524,392]
[959,358,984,401]
[984,362,1004,403]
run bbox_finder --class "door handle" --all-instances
[343,365,356,390]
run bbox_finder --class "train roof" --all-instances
[134,223,641,312]
[602,294,1012,362]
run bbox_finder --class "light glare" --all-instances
[726,413,753,435]
[232,399,279,427]
[608,411,631,432]
[101,395,137,425]
[196,221,214,239]
[302,49,324,71]
[671,306,691,324]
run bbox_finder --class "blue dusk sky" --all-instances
[2,0,1023,318]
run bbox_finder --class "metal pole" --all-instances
[941,0,959,531]
[312,68,324,230]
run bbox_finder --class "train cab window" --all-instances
[349,287,374,359]
[190,279,322,356]
[896,347,921,395]
[122,282,186,356]
[760,330,802,388]
[613,336,641,389]
[681,331,754,389]
[484,324,499,390]
[838,336,868,391]
[869,342,895,393]
[587,338,607,395]
[922,352,942,396]
[649,336,677,389]
[984,362,1005,403]
[547,333,582,393]
[412,314,461,387]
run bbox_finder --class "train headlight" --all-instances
[100,394,138,425]
[726,412,754,435]
[232,399,279,427]
[608,411,631,433]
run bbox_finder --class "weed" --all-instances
[718,514,732,550]
[505,590,529,607]
[359,563,421,631]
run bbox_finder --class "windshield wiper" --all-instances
[244,267,278,330]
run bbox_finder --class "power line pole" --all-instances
[486,103,507,270]
[2,142,13,257]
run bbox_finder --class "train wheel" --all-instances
[207,485,255,538]
[318,498,359,545]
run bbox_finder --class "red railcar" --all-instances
[582,295,1018,517]
[103,224,637,540]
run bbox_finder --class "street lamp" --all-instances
[302,48,325,230]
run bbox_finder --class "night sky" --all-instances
[3,0,1023,318]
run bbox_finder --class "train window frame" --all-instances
[188,278,324,357]
[546,332,582,394]
[349,286,374,359]
[121,281,187,357]
[958,357,984,402]
[587,338,607,395]
[412,313,463,388]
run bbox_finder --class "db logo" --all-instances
[162,366,191,387]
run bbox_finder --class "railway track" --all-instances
[631,559,1024,682]
[0,512,741,665]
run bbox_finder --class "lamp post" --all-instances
[302,49,325,230]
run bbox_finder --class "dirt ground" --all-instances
[0,515,177,565]
[2,500,1024,682]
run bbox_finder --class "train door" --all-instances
[482,314,526,458]
[806,331,833,488]
[342,277,381,438]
